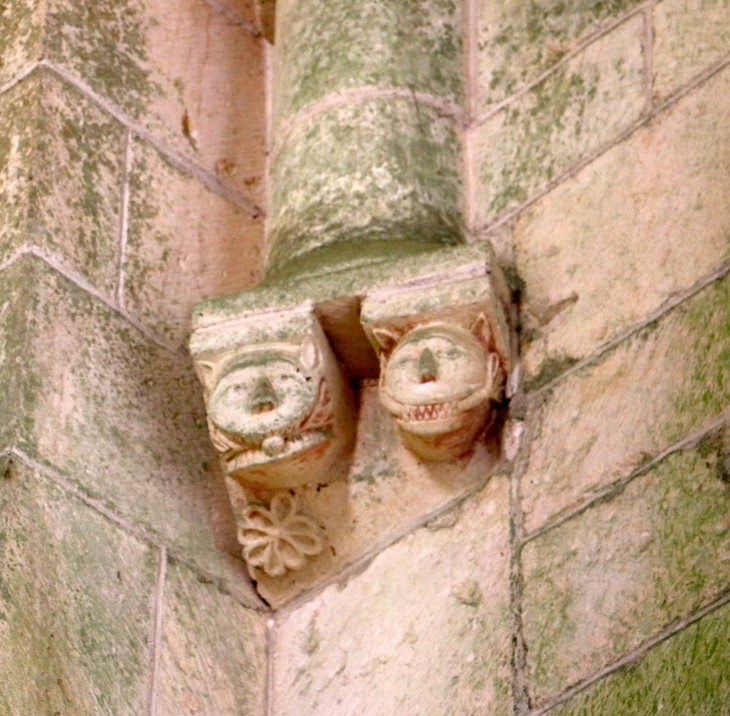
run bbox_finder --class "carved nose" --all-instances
[249,377,280,414]
[418,347,438,384]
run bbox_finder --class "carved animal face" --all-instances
[373,318,503,460]
[205,337,339,483]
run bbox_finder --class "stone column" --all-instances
[265,0,466,279]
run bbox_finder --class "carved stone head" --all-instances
[371,315,505,461]
[194,319,354,489]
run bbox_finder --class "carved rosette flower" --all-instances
[238,493,324,577]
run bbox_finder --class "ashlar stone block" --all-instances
[477,0,645,109]
[521,269,730,533]
[6,254,260,608]
[514,63,730,382]
[522,431,730,705]
[551,598,730,716]
[156,559,268,716]
[475,14,646,224]
[653,0,730,102]
[0,459,159,716]
[0,70,125,294]
[45,0,266,203]
[272,476,513,716]
[125,137,264,348]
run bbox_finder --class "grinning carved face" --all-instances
[374,317,504,461]
[202,334,350,488]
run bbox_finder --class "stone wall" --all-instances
[1,0,729,714]
[0,0,269,713]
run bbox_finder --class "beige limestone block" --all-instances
[125,138,264,348]
[13,255,261,608]
[272,476,513,716]
[653,0,730,101]
[46,0,266,204]
[0,459,158,716]
[245,386,501,607]
[522,271,730,532]
[515,64,730,382]
[522,434,730,704]
[475,14,646,225]
[0,70,125,294]
[156,560,267,716]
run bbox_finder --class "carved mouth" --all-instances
[226,428,330,470]
[401,401,458,423]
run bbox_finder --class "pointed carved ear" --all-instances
[371,327,400,355]
[470,312,493,349]
[299,333,321,371]
[195,361,217,391]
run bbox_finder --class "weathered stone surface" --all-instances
[514,64,730,381]
[242,386,501,608]
[45,0,266,203]
[477,0,645,109]
[522,433,730,705]
[653,0,730,101]
[0,268,24,452]
[0,459,158,715]
[0,71,125,294]
[217,0,258,26]
[268,99,463,276]
[522,271,730,532]
[552,599,730,716]
[274,0,463,125]
[14,254,260,607]
[156,559,267,716]
[273,476,512,716]
[475,15,645,224]
[125,138,264,347]
[0,0,42,86]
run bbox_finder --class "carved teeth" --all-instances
[403,401,457,422]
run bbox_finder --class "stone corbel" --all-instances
[189,306,355,577]
[360,263,515,462]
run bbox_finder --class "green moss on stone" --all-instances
[8,254,257,601]
[0,459,158,715]
[524,354,579,391]
[478,16,645,221]
[0,69,125,293]
[0,0,42,85]
[523,437,730,703]
[268,98,464,276]
[553,598,730,716]
[275,0,463,124]
[45,0,161,119]
[479,0,645,107]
